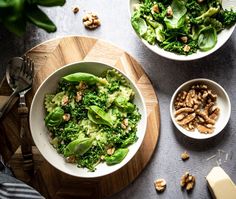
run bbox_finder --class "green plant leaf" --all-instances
[27,0,66,7]
[198,26,217,51]
[26,4,57,32]
[3,18,26,36]
[164,0,187,29]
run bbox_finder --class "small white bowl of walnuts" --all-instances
[170,79,231,139]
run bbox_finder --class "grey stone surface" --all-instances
[0,1,236,199]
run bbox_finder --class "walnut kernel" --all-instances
[180,172,195,191]
[154,178,166,192]
[83,13,101,29]
[181,151,190,161]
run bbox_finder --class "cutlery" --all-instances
[0,58,24,119]
[6,56,34,173]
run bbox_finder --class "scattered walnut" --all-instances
[154,178,166,192]
[174,84,220,134]
[61,95,69,106]
[76,82,88,90]
[180,36,188,43]
[180,172,195,191]
[181,151,190,161]
[63,113,70,121]
[152,4,159,13]
[75,91,83,102]
[107,147,115,155]
[166,6,173,18]
[83,13,101,29]
[65,156,76,163]
[183,45,191,52]
[72,6,79,14]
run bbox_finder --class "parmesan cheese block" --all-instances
[206,167,236,199]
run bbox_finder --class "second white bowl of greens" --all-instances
[30,61,147,178]
[130,0,236,61]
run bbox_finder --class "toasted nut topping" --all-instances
[76,91,83,102]
[174,84,220,134]
[72,6,79,14]
[183,45,191,52]
[107,147,115,155]
[180,36,188,43]
[154,178,166,192]
[61,95,69,106]
[180,172,195,191]
[65,156,76,163]
[166,6,173,18]
[83,13,101,29]
[152,4,159,13]
[181,151,190,161]
[63,113,70,121]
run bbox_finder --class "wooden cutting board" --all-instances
[0,36,160,199]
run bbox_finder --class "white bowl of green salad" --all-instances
[30,61,147,178]
[130,0,236,61]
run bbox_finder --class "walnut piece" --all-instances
[152,4,159,13]
[183,45,191,52]
[63,113,70,121]
[107,147,115,155]
[154,178,166,192]
[166,6,173,18]
[174,84,220,134]
[181,151,190,161]
[83,13,101,29]
[180,172,195,191]
[72,6,79,14]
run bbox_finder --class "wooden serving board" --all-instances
[0,36,160,199]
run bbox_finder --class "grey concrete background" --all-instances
[0,1,236,199]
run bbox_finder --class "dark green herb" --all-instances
[0,0,66,36]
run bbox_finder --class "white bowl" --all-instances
[129,0,236,61]
[170,79,231,139]
[30,61,147,178]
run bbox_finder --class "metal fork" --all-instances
[18,56,34,174]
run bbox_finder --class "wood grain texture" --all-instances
[0,36,160,199]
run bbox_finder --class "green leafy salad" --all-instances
[131,0,236,55]
[44,69,141,171]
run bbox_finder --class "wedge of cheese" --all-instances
[206,167,236,199]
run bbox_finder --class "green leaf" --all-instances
[27,0,66,7]
[164,0,187,29]
[105,148,129,165]
[64,137,94,157]
[198,26,217,51]
[131,12,147,36]
[3,18,26,36]
[26,4,57,32]
[45,107,64,127]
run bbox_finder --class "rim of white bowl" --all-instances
[170,78,231,139]
[128,0,236,61]
[30,60,147,178]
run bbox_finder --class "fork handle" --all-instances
[18,105,34,174]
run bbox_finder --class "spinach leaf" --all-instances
[164,0,187,29]
[198,26,217,51]
[27,0,66,7]
[26,4,56,32]
[64,137,94,157]
[45,107,64,127]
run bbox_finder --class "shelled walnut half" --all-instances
[174,84,220,134]
[154,178,166,192]
[83,13,101,29]
[180,172,195,191]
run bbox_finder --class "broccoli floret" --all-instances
[217,9,236,27]
[186,1,202,18]
[203,17,223,32]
